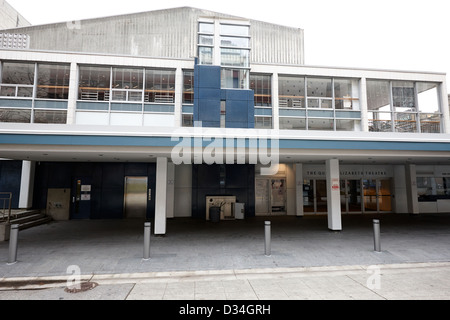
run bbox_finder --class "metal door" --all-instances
[124,177,148,219]
[71,178,92,219]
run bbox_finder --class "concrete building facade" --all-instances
[0,7,449,235]
[0,0,30,30]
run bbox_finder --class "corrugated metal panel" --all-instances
[251,20,304,65]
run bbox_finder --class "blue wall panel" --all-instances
[0,160,22,208]
[194,64,255,129]
[32,162,156,220]
[192,164,255,219]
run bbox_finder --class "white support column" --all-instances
[18,161,35,209]
[405,163,419,214]
[155,157,168,235]
[174,68,183,127]
[326,159,342,231]
[66,62,78,125]
[295,163,304,216]
[272,73,279,130]
[166,162,175,219]
[439,80,449,133]
[359,77,369,132]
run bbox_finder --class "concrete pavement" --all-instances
[0,213,450,301]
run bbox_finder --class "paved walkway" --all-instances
[0,213,449,301]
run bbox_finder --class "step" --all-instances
[1,210,41,222]
[19,216,52,230]
[11,213,47,225]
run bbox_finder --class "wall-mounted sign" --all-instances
[303,165,393,179]
[81,185,91,192]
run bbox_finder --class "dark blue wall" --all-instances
[0,160,22,208]
[33,162,156,219]
[194,64,255,129]
[192,164,255,219]
[194,65,222,128]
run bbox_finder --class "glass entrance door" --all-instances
[363,179,378,212]
[303,179,327,214]
[341,179,362,213]
[378,179,392,212]
[363,179,392,213]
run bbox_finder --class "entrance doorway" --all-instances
[255,178,286,216]
[124,176,148,219]
[340,179,362,213]
[363,179,392,213]
[303,178,392,214]
[71,177,92,219]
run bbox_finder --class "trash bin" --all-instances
[234,203,245,220]
[209,207,221,223]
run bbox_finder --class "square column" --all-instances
[295,163,304,216]
[405,163,419,214]
[18,161,35,209]
[326,159,342,231]
[166,162,175,219]
[155,157,168,235]
[66,62,79,125]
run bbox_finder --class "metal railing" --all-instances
[0,192,12,223]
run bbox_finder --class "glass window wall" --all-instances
[220,24,250,36]
[250,74,271,107]
[279,76,360,131]
[37,64,70,99]
[367,80,442,133]
[221,48,250,68]
[0,61,69,124]
[145,69,175,104]
[183,70,194,104]
[198,47,213,65]
[0,62,34,98]
[417,177,450,202]
[199,22,214,34]
[221,68,249,89]
[220,36,249,48]
[79,66,111,101]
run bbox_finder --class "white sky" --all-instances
[6,0,450,92]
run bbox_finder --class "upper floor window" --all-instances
[0,62,34,97]
[183,70,194,104]
[220,24,250,37]
[0,61,70,124]
[278,75,361,131]
[37,64,70,100]
[79,65,111,101]
[198,19,251,89]
[367,80,442,133]
[78,66,176,104]
[145,69,175,104]
[250,74,272,107]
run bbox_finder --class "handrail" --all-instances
[0,192,12,223]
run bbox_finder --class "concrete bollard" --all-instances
[8,224,19,265]
[143,222,151,260]
[265,221,271,257]
[373,219,381,252]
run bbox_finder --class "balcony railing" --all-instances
[0,192,12,223]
